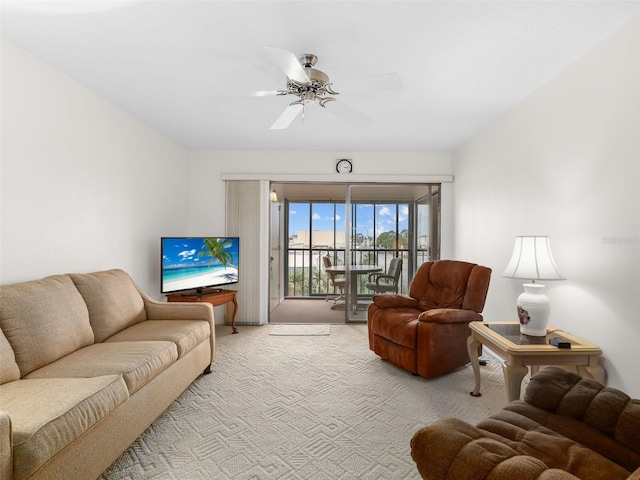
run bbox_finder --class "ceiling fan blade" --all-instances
[326,101,372,128]
[251,90,285,97]
[338,72,403,93]
[270,103,304,130]
[264,47,310,84]
[206,89,284,97]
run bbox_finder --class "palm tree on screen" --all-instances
[197,238,234,269]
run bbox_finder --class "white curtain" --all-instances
[225,180,269,325]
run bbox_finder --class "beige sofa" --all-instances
[0,269,215,480]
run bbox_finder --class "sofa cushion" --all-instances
[25,341,177,394]
[69,269,147,342]
[104,320,210,358]
[0,328,20,384]
[0,375,128,480]
[0,275,94,376]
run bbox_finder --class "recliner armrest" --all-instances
[418,308,482,324]
[411,418,580,480]
[370,294,419,309]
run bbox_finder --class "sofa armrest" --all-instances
[411,418,580,480]
[0,410,12,480]
[370,294,419,309]
[417,308,483,324]
[138,290,216,365]
[142,295,214,322]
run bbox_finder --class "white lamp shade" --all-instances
[502,236,564,281]
[503,236,564,336]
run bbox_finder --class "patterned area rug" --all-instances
[100,324,508,480]
[270,324,331,336]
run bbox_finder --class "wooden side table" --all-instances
[467,322,603,402]
[166,289,238,334]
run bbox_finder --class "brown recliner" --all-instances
[368,260,491,379]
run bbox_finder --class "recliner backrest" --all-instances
[409,260,491,313]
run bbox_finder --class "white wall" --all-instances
[186,149,454,247]
[0,40,190,296]
[452,17,640,396]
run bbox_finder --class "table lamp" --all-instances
[502,236,565,336]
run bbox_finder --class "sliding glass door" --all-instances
[279,182,441,322]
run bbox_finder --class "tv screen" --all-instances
[161,237,239,294]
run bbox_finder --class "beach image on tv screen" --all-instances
[162,237,239,292]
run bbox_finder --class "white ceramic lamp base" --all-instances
[517,283,550,336]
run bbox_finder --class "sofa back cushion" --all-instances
[0,327,20,384]
[69,269,146,342]
[0,275,94,376]
[409,260,491,313]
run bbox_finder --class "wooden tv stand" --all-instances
[166,289,238,334]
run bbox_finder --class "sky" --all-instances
[288,202,410,239]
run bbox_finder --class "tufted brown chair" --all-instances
[411,367,640,480]
[368,260,492,379]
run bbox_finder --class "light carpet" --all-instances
[269,299,346,325]
[270,324,331,336]
[100,323,509,480]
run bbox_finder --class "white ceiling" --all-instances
[2,1,639,151]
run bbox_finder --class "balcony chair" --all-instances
[368,260,491,379]
[366,257,403,294]
[323,255,346,305]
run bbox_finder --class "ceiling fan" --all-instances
[257,47,403,130]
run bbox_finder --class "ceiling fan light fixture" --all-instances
[263,46,400,129]
[278,54,339,108]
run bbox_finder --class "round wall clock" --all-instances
[336,159,353,174]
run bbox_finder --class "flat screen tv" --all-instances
[161,237,239,294]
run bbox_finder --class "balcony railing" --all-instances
[286,248,432,298]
